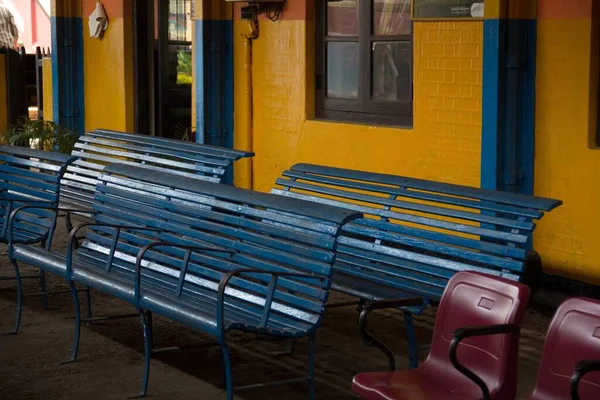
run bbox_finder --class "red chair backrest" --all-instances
[423,271,530,399]
[530,297,600,400]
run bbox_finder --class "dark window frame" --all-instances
[315,0,414,127]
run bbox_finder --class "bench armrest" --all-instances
[570,360,600,400]
[9,204,97,234]
[358,297,425,371]
[217,268,328,338]
[134,241,236,307]
[6,204,83,248]
[449,323,521,400]
[66,223,162,278]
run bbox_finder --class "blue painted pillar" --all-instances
[51,1,84,135]
[481,2,537,195]
[194,4,234,183]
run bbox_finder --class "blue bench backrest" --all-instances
[79,164,359,330]
[0,145,75,246]
[60,129,254,211]
[273,163,562,302]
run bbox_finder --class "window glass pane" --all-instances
[327,42,359,99]
[327,0,358,36]
[168,0,192,41]
[372,41,411,102]
[168,44,192,87]
[373,0,411,36]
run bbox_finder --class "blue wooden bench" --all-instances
[272,163,562,369]
[0,145,75,329]
[59,129,254,228]
[8,163,360,399]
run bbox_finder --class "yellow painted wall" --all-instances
[81,0,134,132]
[234,17,484,194]
[533,1,600,284]
[42,57,53,122]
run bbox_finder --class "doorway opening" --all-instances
[133,0,192,140]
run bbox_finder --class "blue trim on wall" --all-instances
[520,19,537,196]
[194,19,234,184]
[75,18,84,135]
[50,17,59,125]
[481,18,502,191]
[51,16,84,135]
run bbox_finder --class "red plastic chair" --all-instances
[530,297,600,400]
[352,271,531,400]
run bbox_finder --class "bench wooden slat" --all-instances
[75,137,231,167]
[0,145,75,246]
[93,203,335,263]
[92,234,326,312]
[357,217,528,260]
[72,145,226,175]
[272,188,529,244]
[334,258,446,299]
[0,145,75,164]
[70,150,223,176]
[344,222,525,270]
[101,177,343,236]
[92,208,335,278]
[339,232,524,276]
[59,130,254,216]
[0,164,60,183]
[280,171,544,219]
[277,178,535,231]
[81,233,329,320]
[0,154,63,172]
[0,181,57,202]
[0,172,60,193]
[290,163,563,212]
[91,129,254,160]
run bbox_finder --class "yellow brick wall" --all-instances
[533,11,600,284]
[234,19,484,192]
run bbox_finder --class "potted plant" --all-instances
[1,116,78,154]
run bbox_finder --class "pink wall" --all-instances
[2,0,51,53]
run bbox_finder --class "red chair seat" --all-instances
[351,271,531,400]
[529,297,600,400]
[353,367,485,400]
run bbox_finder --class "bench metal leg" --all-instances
[359,308,396,371]
[62,282,82,364]
[221,343,234,400]
[404,311,419,369]
[274,337,296,356]
[38,270,49,310]
[308,333,316,400]
[4,260,23,335]
[65,213,73,235]
[132,311,153,399]
[234,335,315,396]
[85,286,93,320]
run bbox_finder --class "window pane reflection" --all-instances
[372,41,411,102]
[373,0,411,36]
[327,0,358,36]
[327,42,359,99]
